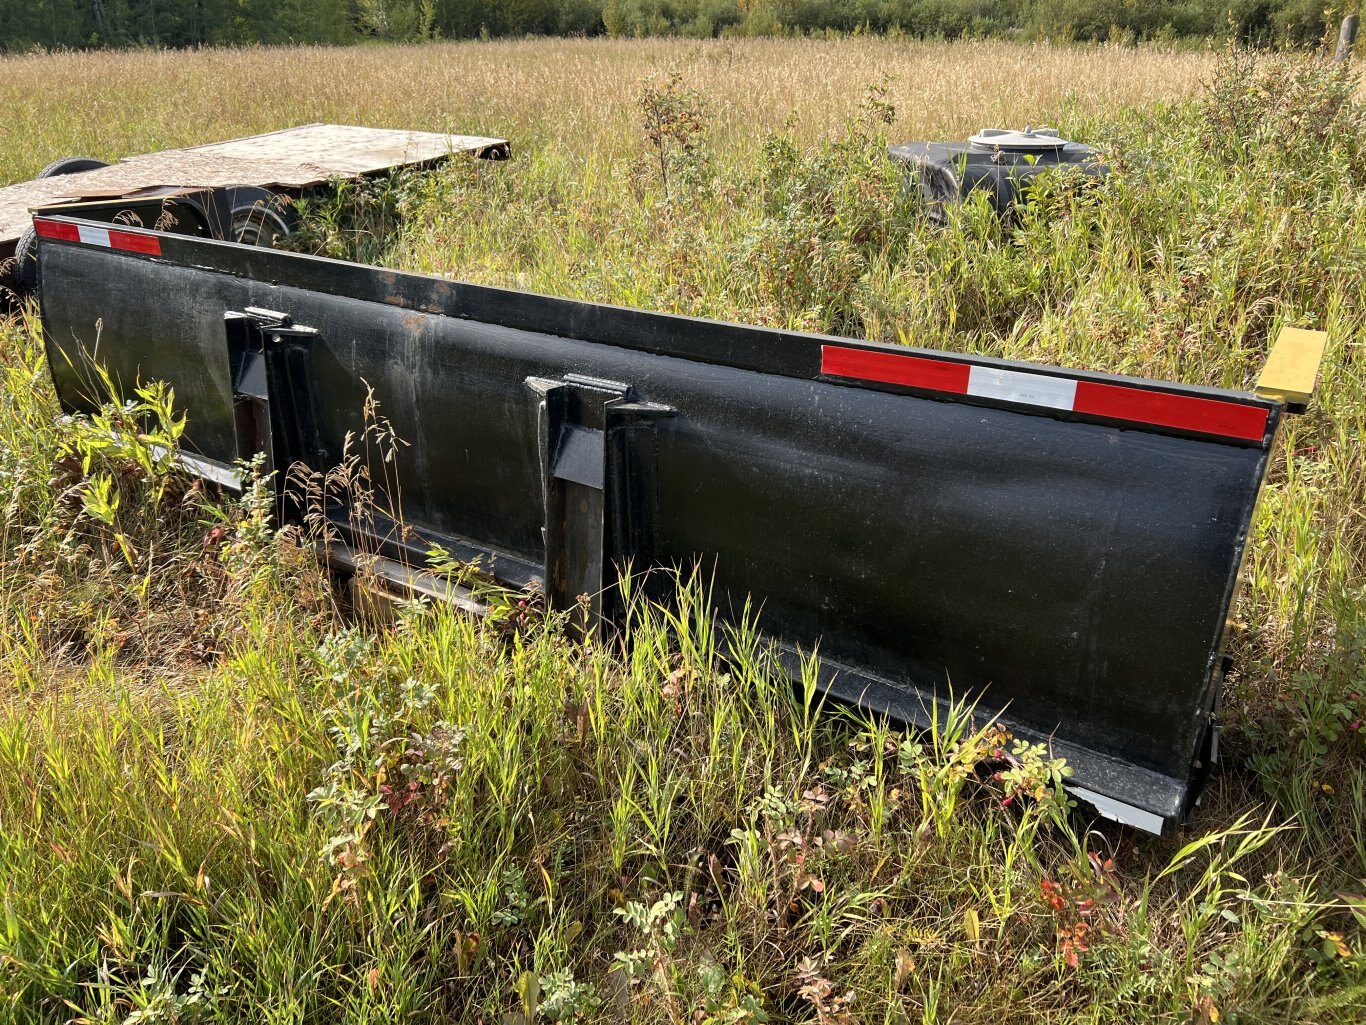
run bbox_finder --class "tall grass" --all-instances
[0,37,1364,1024]
[0,37,1220,185]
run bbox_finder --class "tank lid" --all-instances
[968,127,1069,151]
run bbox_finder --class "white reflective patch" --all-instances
[1068,786,1166,834]
[76,224,111,248]
[967,366,1077,410]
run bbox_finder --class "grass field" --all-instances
[1,36,1365,1024]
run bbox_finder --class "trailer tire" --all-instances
[11,226,39,299]
[37,156,109,179]
[225,187,296,248]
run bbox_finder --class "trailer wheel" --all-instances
[37,156,109,178]
[11,226,39,299]
[225,187,296,248]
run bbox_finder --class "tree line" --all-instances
[0,0,1349,52]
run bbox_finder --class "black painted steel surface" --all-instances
[36,219,1283,833]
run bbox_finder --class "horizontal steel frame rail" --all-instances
[35,215,1289,833]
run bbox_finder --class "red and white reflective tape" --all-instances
[33,218,162,257]
[821,345,1269,443]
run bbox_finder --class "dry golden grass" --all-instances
[0,37,1218,183]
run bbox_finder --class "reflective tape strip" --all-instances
[820,346,970,392]
[968,365,1077,410]
[1072,380,1268,442]
[108,228,162,255]
[821,344,1269,443]
[32,219,79,242]
[77,223,110,247]
[32,218,162,257]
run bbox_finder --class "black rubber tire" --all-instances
[230,203,294,247]
[224,187,296,247]
[37,156,108,178]
[11,226,39,298]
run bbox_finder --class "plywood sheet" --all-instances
[0,124,506,245]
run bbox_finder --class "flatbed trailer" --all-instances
[1,124,508,297]
[30,213,1326,835]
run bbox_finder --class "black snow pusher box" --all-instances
[32,216,1326,834]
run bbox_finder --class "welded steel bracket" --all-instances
[527,373,675,637]
[224,307,321,514]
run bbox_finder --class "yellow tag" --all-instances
[1256,326,1328,409]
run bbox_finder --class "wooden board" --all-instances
[1256,326,1328,410]
[0,124,507,249]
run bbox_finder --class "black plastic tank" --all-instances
[888,127,1106,223]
